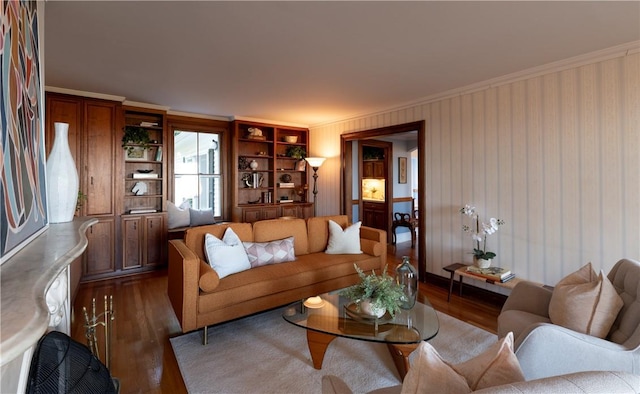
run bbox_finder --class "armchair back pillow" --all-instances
[548,262,624,338]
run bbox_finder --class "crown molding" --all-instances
[45,86,126,102]
[231,115,309,129]
[167,110,231,122]
[310,40,640,129]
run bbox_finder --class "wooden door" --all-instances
[122,216,142,269]
[84,218,115,276]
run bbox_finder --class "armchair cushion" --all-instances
[549,263,623,338]
[401,332,525,393]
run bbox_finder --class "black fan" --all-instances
[27,331,118,394]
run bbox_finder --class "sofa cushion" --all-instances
[204,228,251,279]
[325,220,363,255]
[198,253,381,314]
[549,263,624,338]
[401,332,525,393]
[243,236,296,268]
[168,200,190,229]
[253,218,309,255]
[185,223,253,262]
[189,208,216,226]
[307,215,349,253]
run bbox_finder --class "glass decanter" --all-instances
[396,256,418,309]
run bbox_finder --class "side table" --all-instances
[443,263,526,302]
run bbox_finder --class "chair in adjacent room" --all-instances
[391,200,418,248]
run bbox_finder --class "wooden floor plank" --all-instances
[71,241,503,393]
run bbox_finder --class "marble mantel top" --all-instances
[0,218,97,366]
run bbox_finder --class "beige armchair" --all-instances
[497,258,640,380]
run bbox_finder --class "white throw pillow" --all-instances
[325,220,363,255]
[204,228,251,279]
[167,200,190,229]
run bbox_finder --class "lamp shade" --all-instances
[305,157,326,168]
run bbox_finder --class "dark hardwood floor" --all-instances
[71,241,504,393]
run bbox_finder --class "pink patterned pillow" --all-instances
[243,237,295,268]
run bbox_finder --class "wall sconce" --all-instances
[305,157,326,216]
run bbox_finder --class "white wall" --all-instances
[310,48,640,286]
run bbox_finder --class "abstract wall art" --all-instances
[1,0,47,263]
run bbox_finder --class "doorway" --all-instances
[340,121,426,280]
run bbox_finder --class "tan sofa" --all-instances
[167,215,387,344]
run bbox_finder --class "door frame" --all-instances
[359,139,393,242]
[340,120,426,280]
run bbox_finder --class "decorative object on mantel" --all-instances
[247,127,265,140]
[460,204,505,268]
[339,264,405,318]
[46,122,79,223]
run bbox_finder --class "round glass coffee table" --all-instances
[282,289,439,378]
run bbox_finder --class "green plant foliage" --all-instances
[339,264,405,317]
[122,126,151,153]
[285,145,306,159]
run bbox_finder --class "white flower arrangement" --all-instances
[460,204,504,260]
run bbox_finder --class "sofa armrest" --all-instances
[514,322,640,380]
[501,281,552,317]
[360,226,387,270]
[476,371,640,393]
[168,239,202,333]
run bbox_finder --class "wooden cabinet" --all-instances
[363,160,385,178]
[362,202,387,231]
[46,93,119,280]
[84,218,116,276]
[231,121,312,222]
[120,107,168,273]
[121,214,166,270]
[45,94,169,280]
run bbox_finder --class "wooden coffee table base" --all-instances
[306,330,418,379]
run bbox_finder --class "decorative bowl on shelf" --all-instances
[283,136,298,143]
[136,169,153,173]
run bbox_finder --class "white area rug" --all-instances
[170,307,496,394]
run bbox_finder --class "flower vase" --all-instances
[46,122,79,223]
[475,258,492,269]
[360,300,386,318]
[396,256,418,309]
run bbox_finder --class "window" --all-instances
[173,130,222,216]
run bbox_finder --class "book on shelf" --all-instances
[155,147,163,161]
[139,121,158,127]
[466,265,512,280]
[279,199,293,203]
[133,173,159,179]
[129,208,158,214]
[279,183,295,188]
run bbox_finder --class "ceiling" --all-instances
[44,1,640,127]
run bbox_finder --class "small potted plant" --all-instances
[285,146,306,160]
[340,264,405,317]
[122,126,151,154]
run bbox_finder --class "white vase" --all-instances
[46,122,79,223]
[360,300,386,318]
[475,258,492,269]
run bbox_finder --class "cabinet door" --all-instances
[84,101,117,216]
[280,205,299,218]
[84,218,115,276]
[144,214,165,267]
[122,217,142,269]
[242,208,262,223]
[363,162,373,178]
[373,161,385,178]
[45,94,82,169]
[263,207,278,220]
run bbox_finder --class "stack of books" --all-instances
[465,266,515,283]
[133,173,158,179]
[279,198,293,203]
[140,121,158,127]
[279,182,295,188]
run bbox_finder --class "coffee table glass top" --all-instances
[282,289,439,344]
